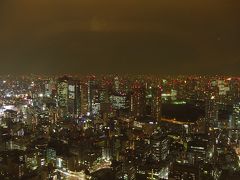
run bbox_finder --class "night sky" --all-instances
[0,0,239,75]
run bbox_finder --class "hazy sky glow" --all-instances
[0,0,239,75]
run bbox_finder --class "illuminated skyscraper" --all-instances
[87,76,96,115]
[80,82,89,115]
[145,84,162,121]
[114,76,120,92]
[150,86,162,121]
[231,102,240,129]
[57,77,68,110]
[57,76,81,117]
[151,132,169,161]
[110,94,127,110]
[205,96,219,128]
[131,82,146,117]
[44,79,55,97]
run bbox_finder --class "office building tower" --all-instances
[44,79,55,97]
[232,102,240,129]
[151,133,169,161]
[151,86,162,121]
[131,82,146,117]
[57,76,81,117]
[114,76,120,92]
[87,76,96,115]
[205,96,219,128]
[145,84,162,121]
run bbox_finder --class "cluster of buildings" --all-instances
[0,74,240,179]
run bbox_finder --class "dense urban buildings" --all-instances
[0,75,240,179]
[1,0,240,179]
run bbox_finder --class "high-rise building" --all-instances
[44,79,56,97]
[57,77,68,109]
[145,84,162,121]
[150,86,162,121]
[231,102,240,129]
[57,76,81,117]
[80,82,89,115]
[46,148,56,163]
[205,96,219,129]
[131,82,146,117]
[87,76,96,115]
[151,133,169,161]
[110,94,127,110]
[114,76,120,92]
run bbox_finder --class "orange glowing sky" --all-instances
[0,0,239,75]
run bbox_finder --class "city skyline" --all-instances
[0,74,240,179]
[1,1,240,179]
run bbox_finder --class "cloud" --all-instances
[0,0,239,75]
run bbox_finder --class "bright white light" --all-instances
[57,158,63,168]
[3,105,17,111]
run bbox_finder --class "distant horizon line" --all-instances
[0,73,239,78]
